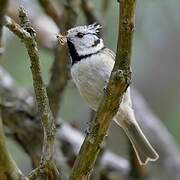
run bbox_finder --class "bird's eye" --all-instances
[76,32,84,38]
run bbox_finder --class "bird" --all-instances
[60,23,159,165]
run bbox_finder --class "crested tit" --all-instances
[60,23,159,165]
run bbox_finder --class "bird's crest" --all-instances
[87,23,102,34]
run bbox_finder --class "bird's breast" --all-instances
[71,53,114,110]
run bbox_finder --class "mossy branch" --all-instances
[5,7,60,179]
[69,0,136,179]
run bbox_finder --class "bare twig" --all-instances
[38,0,62,28]
[47,0,80,118]
[0,0,8,54]
[5,7,60,179]
[69,0,136,179]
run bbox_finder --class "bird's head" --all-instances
[66,23,104,58]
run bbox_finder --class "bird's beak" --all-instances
[57,31,68,45]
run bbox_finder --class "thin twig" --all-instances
[0,0,8,54]
[28,167,41,180]
[5,7,60,179]
[69,0,136,179]
[47,0,80,118]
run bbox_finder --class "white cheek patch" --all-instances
[67,28,104,57]
[83,36,96,47]
[75,37,103,56]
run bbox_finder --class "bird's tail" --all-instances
[121,120,159,165]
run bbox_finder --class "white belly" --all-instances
[71,53,114,110]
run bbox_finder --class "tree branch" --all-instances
[69,0,136,179]
[5,7,60,179]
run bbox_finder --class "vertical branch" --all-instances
[116,0,136,71]
[5,7,60,179]
[0,110,26,179]
[0,0,8,54]
[18,6,56,166]
[47,0,80,118]
[69,0,136,179]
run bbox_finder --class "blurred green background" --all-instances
[1,0,180,176]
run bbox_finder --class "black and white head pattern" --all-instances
[67,23,104,65]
